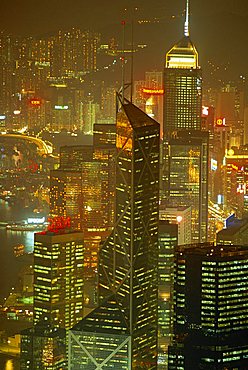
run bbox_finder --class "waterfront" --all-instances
[0,355,19,370]
[0,199,35,370]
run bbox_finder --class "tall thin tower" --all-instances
[162,0,208,243]
[69,95,160,369]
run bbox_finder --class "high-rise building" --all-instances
[217,214,248,246]
[50,170,84,231]
[60,145,93,169]
[82,96,100,135]
[33,228,84,329]
[163,130,208,242]
[159,204,192,245]
[168,242,248,369]
[20,226,84,369]
[158,221,178,368]
[223,147,248,217]
[163,3,201,134]
[162,1,208,242]
[56,144,115,232]
[21,326,66,370]
[133,71,164,134]
[93,123,116,147]
[100,84,116,122]
[216,84,245,147]
[68,95,160,369]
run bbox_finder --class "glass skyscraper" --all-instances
[163,131,208,242]
[168,243,248,369]
[20,229,84,369]
[69,95,160,369]
[163,36,201,133]
[162,1,208,242]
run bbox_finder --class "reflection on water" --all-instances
[6,359,14,370]
[0,199,35,301]
[0,199,31,369]
[0,356,19,370]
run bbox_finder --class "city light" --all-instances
[54,105,69,110]
[142,88,164,95]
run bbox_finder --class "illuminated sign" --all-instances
[54,105,69,110]
[142,88,164,95]
[237,184,246,194]
[231,164,245,172]
[13,110,21,115]
[27,217,45,224]
[216,118,226,127]
[211,159,217,171]
[202,106,209,116]
[0,115,6,120]
[47,216,71,232]
[29,98,41,107]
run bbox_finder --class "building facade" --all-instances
[68,96,160,369]
[162,1,208,243]
[169,243,248,369]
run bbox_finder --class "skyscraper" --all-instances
[33,228,84,329]
[20,225,84,369]
[158,221,178,368]
[163,0,201,134]
[168,242,248,369]
[162,0,208,242]
[163,131,208,242]
[68,95,160,369]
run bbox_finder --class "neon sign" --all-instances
[30,98,41,107]
[54,105,69,110]
[142,88,164,95]
[202,106,209,116]
[47,216,71,232]
[216,118,226,127]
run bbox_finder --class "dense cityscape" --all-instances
[1,0,248,369]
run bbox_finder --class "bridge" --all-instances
[0,133,53,156]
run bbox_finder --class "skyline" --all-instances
[1,1,248,81]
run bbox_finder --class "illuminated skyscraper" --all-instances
[158,221,178,367]
[50,170,84,231]
[164,131,208,242]
[33,228,84,329]
[168,243,248,369]
[162,1,208,242]
[163,1,201,134]
[69,95,160,369]
[54,144,116,313]
[20,227,84,369]
[54,144,115,232]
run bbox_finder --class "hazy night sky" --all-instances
[1,0,248,82]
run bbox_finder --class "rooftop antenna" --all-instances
[184,0,190,37]
[130,18,134,103]
[121,20,126,103]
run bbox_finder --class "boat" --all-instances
[6,223,47,231]
[13,244,25,257]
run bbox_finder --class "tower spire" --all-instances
[184,0,190,37]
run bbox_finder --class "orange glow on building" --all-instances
[29,98,42,107]
[142,88,164,95]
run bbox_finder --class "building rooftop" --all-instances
[118,95,160,130]
[166,36,199,69]
[177,242,248,259]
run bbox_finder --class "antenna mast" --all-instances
[121,20,126,103]
[184,0,190,37]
